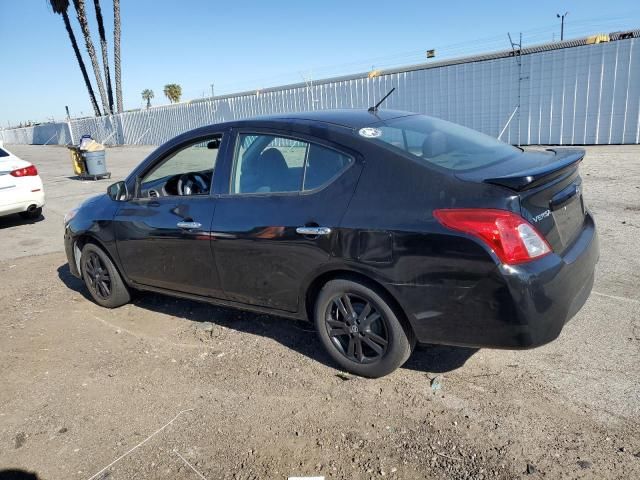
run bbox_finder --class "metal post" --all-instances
[557,12,568,41]
[508,32,526,146]
[300,71,315,110]
[499,106,519,140]
[67,121,75,145]
[43,132,57,145]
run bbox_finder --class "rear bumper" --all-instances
[392,213,599,349]
[0,190,45,216]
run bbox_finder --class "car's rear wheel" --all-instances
[314,279,413,378]
[19,207,42,220]
[80,243,130,308]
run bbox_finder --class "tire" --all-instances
[80,243,131,308]
[19,207,42,220]
[314,279,413,378]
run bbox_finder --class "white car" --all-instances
[0,142,45,220]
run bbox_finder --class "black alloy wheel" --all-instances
[84,251,111,300]
[80,243,131,308]
[325,293,389,364]
[314,279,413,378]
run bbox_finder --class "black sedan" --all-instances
[63,109,598,377]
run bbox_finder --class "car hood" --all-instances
[79,193,107,209]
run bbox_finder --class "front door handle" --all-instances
[177,221,202,230]
[296,226,332,236]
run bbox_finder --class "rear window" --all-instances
[372,115,520,171]
[0,148,9,157]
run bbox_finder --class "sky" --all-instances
[1,0,639,126]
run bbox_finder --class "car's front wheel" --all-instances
[314,279,413,378]
[80,243,131,308]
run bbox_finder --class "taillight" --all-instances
[10,165,38,177]
[433,208,552,265]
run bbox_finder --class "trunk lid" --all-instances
[457,148,587,253]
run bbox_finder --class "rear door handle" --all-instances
[296,226,332,236]
[177,221,202,230]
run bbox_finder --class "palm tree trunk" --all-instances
[93,0,114,113]
[113,0,123,113]
[61,11,101,116]
[73,0,110,114]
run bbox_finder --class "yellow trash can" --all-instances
[67,146,86,175]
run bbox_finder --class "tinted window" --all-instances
[0,148,9,157]
[231,134,352,194]
[375,115,520,171]
[303,144,352,191]
[232,135,305,194]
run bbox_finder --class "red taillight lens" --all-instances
[10,165,38,177]
[433,208,552,265]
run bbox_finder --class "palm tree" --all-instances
[164,84,182,103]
[93,0,114,113]
[141,89,154,109]
[49,0,101,116]
[113,0,123,113]
[73,0,110,114]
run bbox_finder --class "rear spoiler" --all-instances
[483,148,585,191]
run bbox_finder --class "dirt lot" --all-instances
[1,144,639,480]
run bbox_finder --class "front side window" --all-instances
[374,115,521,171]
[140,136,221,197]
[231,134,352,194]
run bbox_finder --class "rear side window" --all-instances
[231,134,352,194]
[303,144,352,190]
[373,115,520,171]
[0,148,9,157]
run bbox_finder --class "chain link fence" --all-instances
[2,34,639,147]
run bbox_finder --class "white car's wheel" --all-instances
[19,207,42,220]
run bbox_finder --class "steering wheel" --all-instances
[177,173,208,196]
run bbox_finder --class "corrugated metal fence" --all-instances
[2,36,639,146]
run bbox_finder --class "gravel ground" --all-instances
[0,144,639,479]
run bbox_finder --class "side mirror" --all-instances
[107,181,129,201]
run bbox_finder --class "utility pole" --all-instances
[300,71,316,109]
[210,83,215,98]
[557,12,568,41]
[505,32,527,146]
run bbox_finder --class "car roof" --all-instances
[243,109,417,129]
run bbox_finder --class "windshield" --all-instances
[372,115,520,171]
